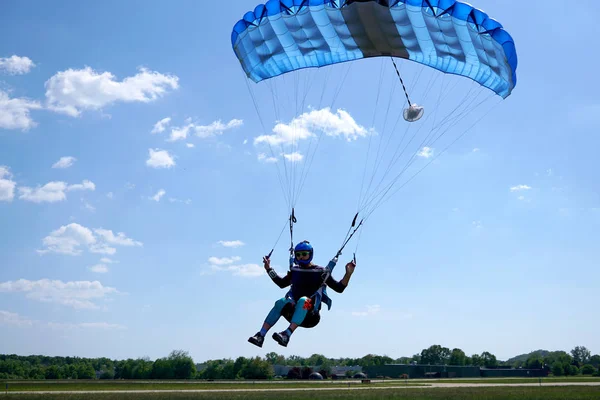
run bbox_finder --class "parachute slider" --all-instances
[403,104,425,122]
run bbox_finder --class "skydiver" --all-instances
[248,240,356,348]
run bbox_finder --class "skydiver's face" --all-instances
[295,251,311,265]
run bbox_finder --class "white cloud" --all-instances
[217,240,245,248]
[18,180,95,203]
[195,119,243,139]
[89,264,108,273]
[206,255,263,278]
[0,310,33,327]
[418,147,434,158]
[100,258,117,264]
[48,322,126,330]
[254,107,370,147]
[106,192,114,199]
[45,66,179,117]
[352,304,381,317]
[0,55,36,75]
[257,153,278,163]
[472,220,483,229]
[82,200,96,212]
[94,228,143,248]
[146,148,175,169]
[166,118,243,142]
[0,90,42,131]
[283,152,304,162]
[38,223,142,256]
[0,166,16,202]
[150,189,166,202]
[52,156,77,169]
[510,185,532,192]
[186,143,195,148]
[168,197,192,205]
[151,117,171,134]
[210,263,264,277]
[208,256,242,266]
[0,279,118,310]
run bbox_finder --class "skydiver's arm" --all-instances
[263,256,291,288]
[267,269,292,288]
[325,260,356,293]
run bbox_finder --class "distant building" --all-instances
[363,364,548,379]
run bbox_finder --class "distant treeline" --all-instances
[1,345,599,380]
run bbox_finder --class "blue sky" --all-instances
[0,0,598,364]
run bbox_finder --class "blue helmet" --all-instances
[294,240,313,266]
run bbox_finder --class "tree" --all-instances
[448,349,466,366]
[581,364,596,375]
[265,352,285,365]
[480,352,498,368]
[551,362,563,376]
[571,346,591,367]
[526,356,543,370]
[420,345,451,365]
[168,350,196,379]
[590,355,600,368]
[239,357,273,379]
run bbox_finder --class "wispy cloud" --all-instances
[1,310,125,330]
[89,264,108,273]
[38,223,142,256]
[0,310,34,327]
[164,118,243,142]
[206,256,263,278]
[45,67,179,117]
[0,90,42,131]
[0,279,118,310]
[150,189,166,202]
[350,305,413,321]
[510,185,532,192]
[352,305,381,317]
[146,148,175,169]
[151,117,171,134]
[257,153,278,163]
[48,322,127,330]
[52,156,77,169]
[0,55,36,75]
[208,256,242,266]
[0,166,16,202]
[18,180,95,203]
[254,107,371,147]
[283,152,304,162]
[417,147,434,158]
[217,240,245,248]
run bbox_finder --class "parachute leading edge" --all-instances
[231,0,518,98]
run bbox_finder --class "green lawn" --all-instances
[1,386,599,400]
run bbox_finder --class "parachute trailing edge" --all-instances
[231,0,517,98]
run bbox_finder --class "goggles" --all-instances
[295,251,311,258]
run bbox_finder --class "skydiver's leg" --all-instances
[273,297,311,347]
[248,297,291,347]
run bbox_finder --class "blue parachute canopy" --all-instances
[231,0,517,98]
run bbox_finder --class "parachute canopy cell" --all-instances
[231,0,517,98]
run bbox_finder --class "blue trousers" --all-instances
[265,296,310,326]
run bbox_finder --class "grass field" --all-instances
[2,376,599,391]
[1,377,600,399]
[1,387,600,400]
